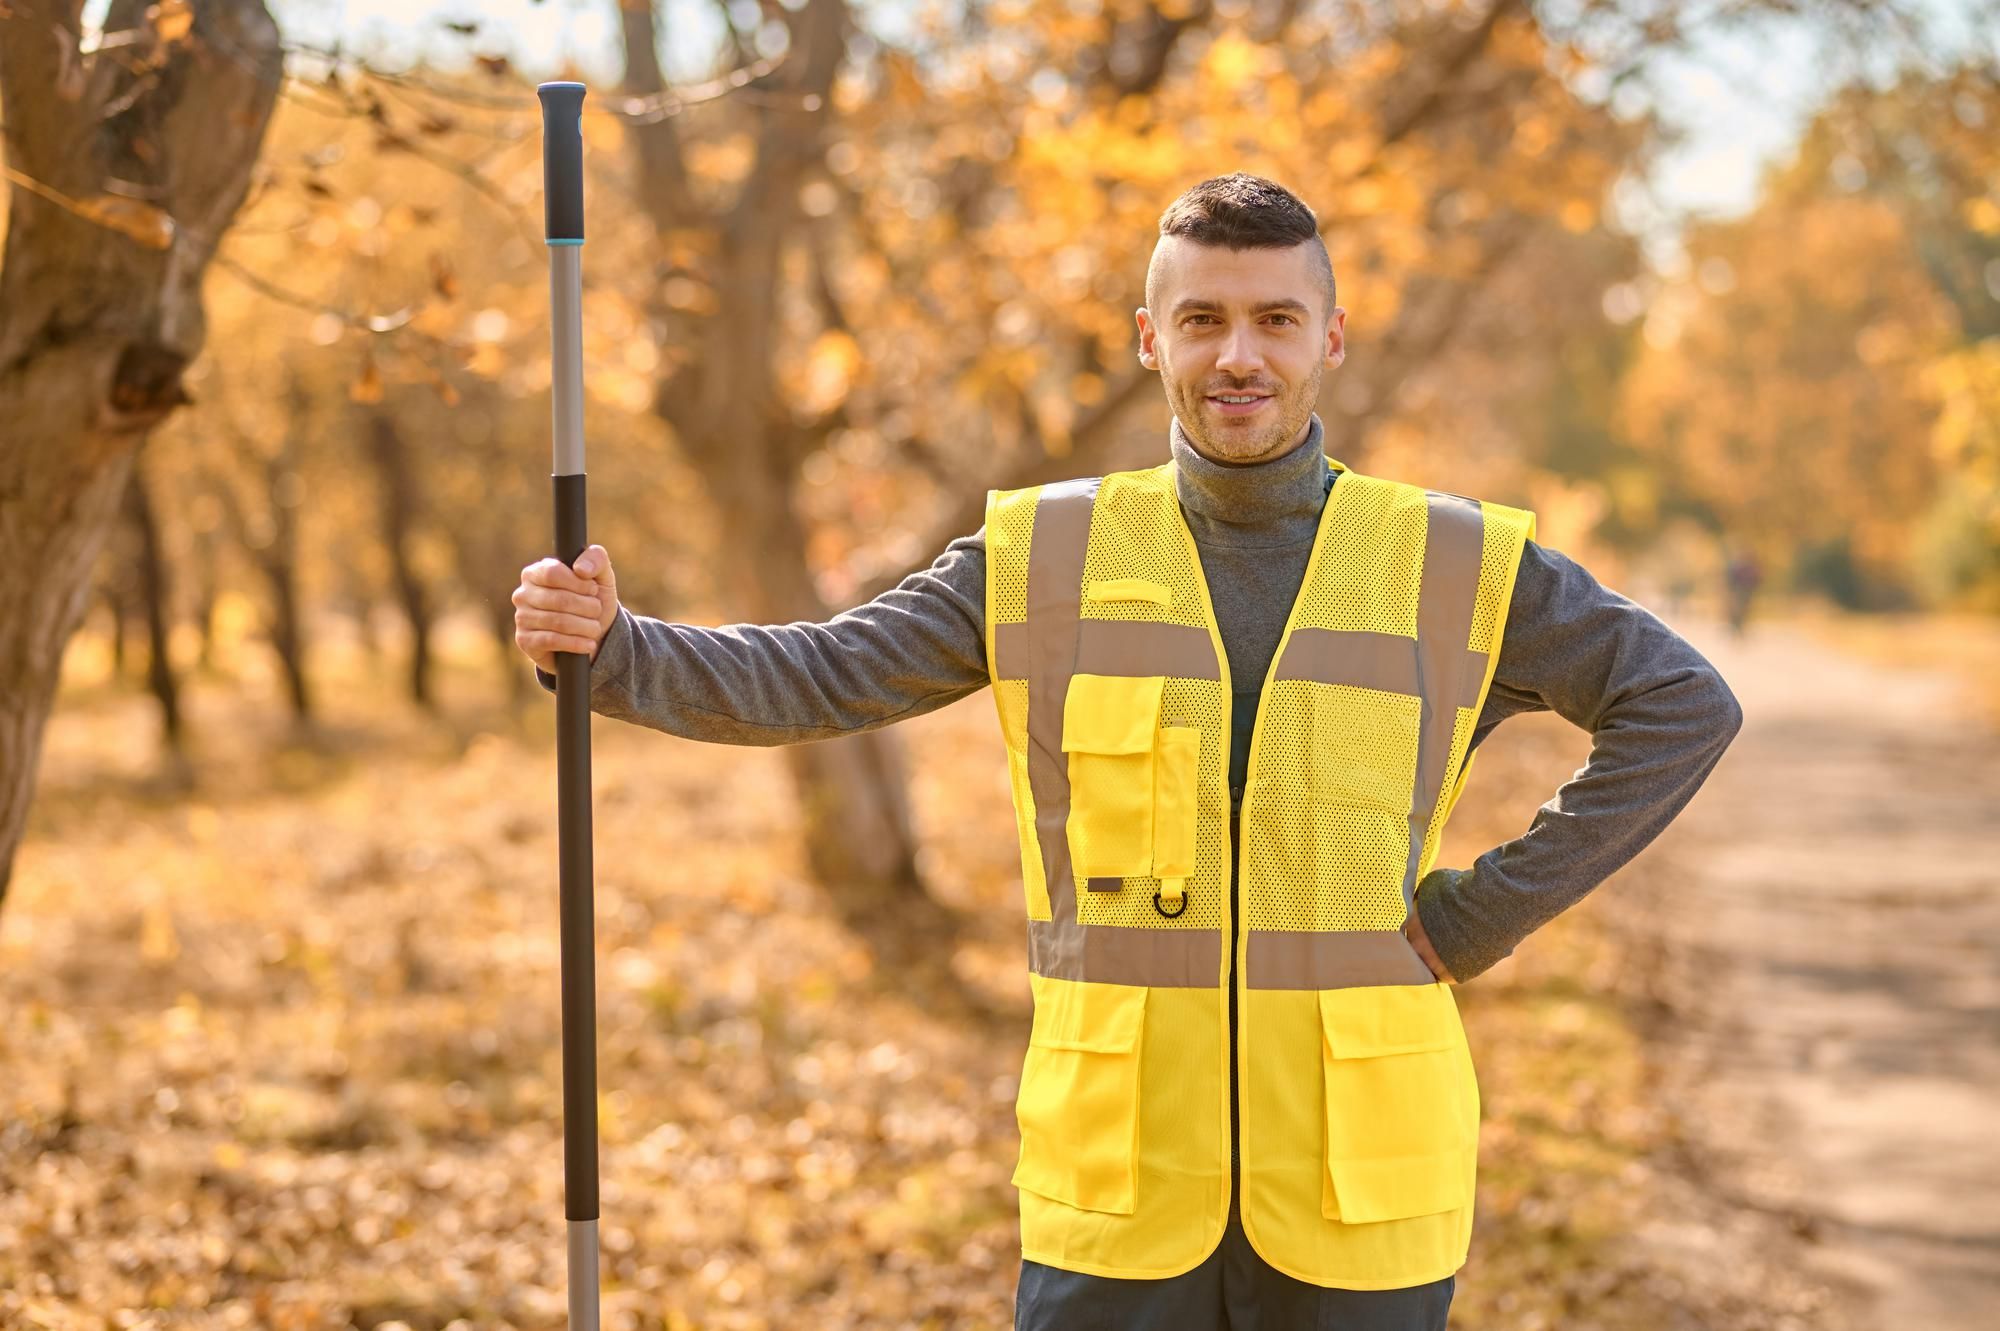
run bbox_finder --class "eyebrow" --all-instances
[1170,297,1312,319]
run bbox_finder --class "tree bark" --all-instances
[0,0,283,907]
[365,412,435,710]
[216,411,315,725]
[618,0,963,975]
[120,454,185,751]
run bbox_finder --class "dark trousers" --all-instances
[1013,1215,1456,1331]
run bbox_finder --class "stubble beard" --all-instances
[1173,362,1323,465]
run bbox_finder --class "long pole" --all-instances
[537,79,599,1331]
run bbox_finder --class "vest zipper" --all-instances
[1227,781,1244,1221]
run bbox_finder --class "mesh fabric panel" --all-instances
[989,487,1036,628]
[1292,474,1426,638]
[1467,501,1515,656]
[1079,468,1206,626]
[1246,471,1430,933]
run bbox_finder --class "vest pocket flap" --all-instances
[1084,577,1173,607]
[1027,977,1149,1052]
[1318,982,1461,1059]
[1015,977,1148,1215]
[1061,672,1165,754]
[1326,1144,1474,1225]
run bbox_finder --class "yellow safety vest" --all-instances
[982,453,1536,1289]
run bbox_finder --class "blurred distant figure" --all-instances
[1725,551,1763,636]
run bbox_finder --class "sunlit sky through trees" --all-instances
[75,0,2000,272]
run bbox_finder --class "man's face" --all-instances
[1136,237,1345,465]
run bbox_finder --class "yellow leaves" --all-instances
[141,889,180,963]
[1963,196,2000,236]
[1560,198,1597,233]
[1512,114,1554,159]
[687,132,756,186]
[800,329,863,415]
[661,274,718,314]
[1925,339,2000,487]
[1201,31,1274,93]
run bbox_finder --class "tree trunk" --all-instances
[365,413,434,710]
[121,455,185,752]
[734,484,958,978]
[190,525,221,673]
[0,0,283,907]
[101,583,131,680]
[617,0,961,976]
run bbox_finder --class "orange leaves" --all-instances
[71,192,177,249]
[148,0,194,47]
[0,164,178,248]
[349,354,384,404]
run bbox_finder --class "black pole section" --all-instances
[552,474,597,1224]
[539,82,586,243]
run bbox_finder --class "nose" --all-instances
[1214,324,1263,379]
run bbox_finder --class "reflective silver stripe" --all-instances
[1276,628,1486,706]
[1275,628,1416,696]
[1023,478,1101,981]
[1029,921,1223,988]
[993,621,1030,680]
[998,618,1216,682]
[1402,494,1487,911]
[1244,929,1437,990]
[1075,619,1219,679]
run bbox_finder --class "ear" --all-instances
[1135,307,1159,369]
[1324,305,1346,369]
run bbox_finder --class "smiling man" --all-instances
[514,174,1743,1330]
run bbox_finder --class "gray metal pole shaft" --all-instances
[537,79,599,1331]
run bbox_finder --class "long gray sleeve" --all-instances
[533,531,990,743]
[534,513,1744,986]
[1413,542,1745,982]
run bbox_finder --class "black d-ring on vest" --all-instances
[1153,889,1189,919]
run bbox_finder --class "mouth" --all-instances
[1206,392,1273,418]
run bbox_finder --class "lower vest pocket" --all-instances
[1013,976,1149,1215]
[1317,982,1476,1224]
[1325,1143,1476,1225]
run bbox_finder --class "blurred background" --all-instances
[3,0,1997,1327]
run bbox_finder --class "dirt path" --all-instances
[1632,615,2000,1328]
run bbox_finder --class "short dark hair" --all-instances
[1148,173,1336,321]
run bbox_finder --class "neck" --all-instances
[1170,413,1330,549]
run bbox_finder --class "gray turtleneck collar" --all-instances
[1169,412,1334,550]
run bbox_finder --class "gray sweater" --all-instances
[536,413,1744,981]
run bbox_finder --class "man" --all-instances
[514,174,1743,1330]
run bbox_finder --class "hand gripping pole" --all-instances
[537,79,599,1331]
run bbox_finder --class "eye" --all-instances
[1268,314,1296,325]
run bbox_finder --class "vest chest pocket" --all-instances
[1062,673,1165,879]
[1012,977,1149,1214]
[1317,982,1478,1224]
